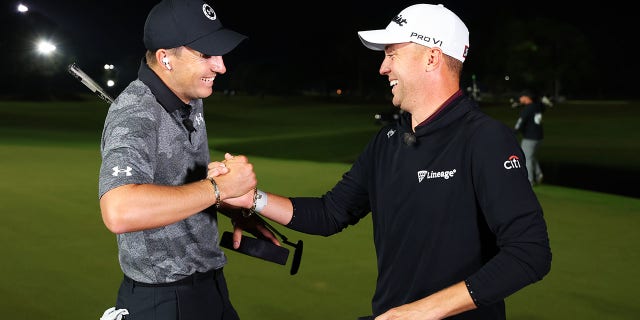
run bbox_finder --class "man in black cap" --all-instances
[514,89,545,185]
[97,1,278,319]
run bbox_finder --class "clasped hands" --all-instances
[207,152,280,248]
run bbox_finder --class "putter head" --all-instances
[225,213,305,275]
[290,240,303,275]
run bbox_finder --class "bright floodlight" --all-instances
[104,64,115,70]
[107,80,115,87]
[37,40,56,55]
[18,4,29,13]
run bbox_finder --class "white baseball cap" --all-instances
[357,4,469,62]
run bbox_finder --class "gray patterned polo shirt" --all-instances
[98,61,226,283]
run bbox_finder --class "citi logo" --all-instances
[393,15,407,26]
[387,129,396,138]
[112,166,132,177]
[503,155,522,170]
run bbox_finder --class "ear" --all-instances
[424,47,442,72]
[154,49,172,70]
[154,49,169,64]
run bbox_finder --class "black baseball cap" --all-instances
[143,0,247,56]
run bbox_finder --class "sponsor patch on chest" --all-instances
[417,169,457,182]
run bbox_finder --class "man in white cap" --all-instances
[216,3,552,320]
[98,0,279,319]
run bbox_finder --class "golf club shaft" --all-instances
[254,214,297,247]
[67,63,114,104]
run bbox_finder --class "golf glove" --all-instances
[100,307,129,320]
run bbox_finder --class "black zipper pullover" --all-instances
[288,93,552,319]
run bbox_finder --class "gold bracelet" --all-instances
[208,178,221,209]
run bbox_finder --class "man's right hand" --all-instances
[210,153,257,201]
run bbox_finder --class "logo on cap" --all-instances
[392,15,407,26]
[202,4,216,20]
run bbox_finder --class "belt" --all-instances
[124,268,221,287]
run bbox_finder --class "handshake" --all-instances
[206,152,260,211]
[205,152,303,275]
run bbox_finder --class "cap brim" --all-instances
[188,29,248,56]
[358,29,408,51]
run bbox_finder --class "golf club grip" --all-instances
[67,63,114,104]
[219,231,289,265]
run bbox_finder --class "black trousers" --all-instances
[115,268,239,320]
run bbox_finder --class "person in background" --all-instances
[217,3,552,319]
[514,89,545,185]
[98,1,278,319]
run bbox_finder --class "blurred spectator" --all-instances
[514,89,545,185]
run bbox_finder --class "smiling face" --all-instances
[162,46,227,103]
[379,42,429,113]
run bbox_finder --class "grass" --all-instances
[505,186,640,319]
[479,100,640,172]
[0,96,639,319]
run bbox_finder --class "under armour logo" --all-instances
[392,15,407,26]
[112,166,132,177]
[194,113,204,126]
[387,129,396,138]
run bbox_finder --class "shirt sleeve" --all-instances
[98,101,158,198]
[465,119,552,305]
[287,136,375,236]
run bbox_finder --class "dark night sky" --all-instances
[2,0,636,99]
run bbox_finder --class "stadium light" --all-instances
[17,3,29,13]
[103,64,117,88]
[36,40,56,55]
